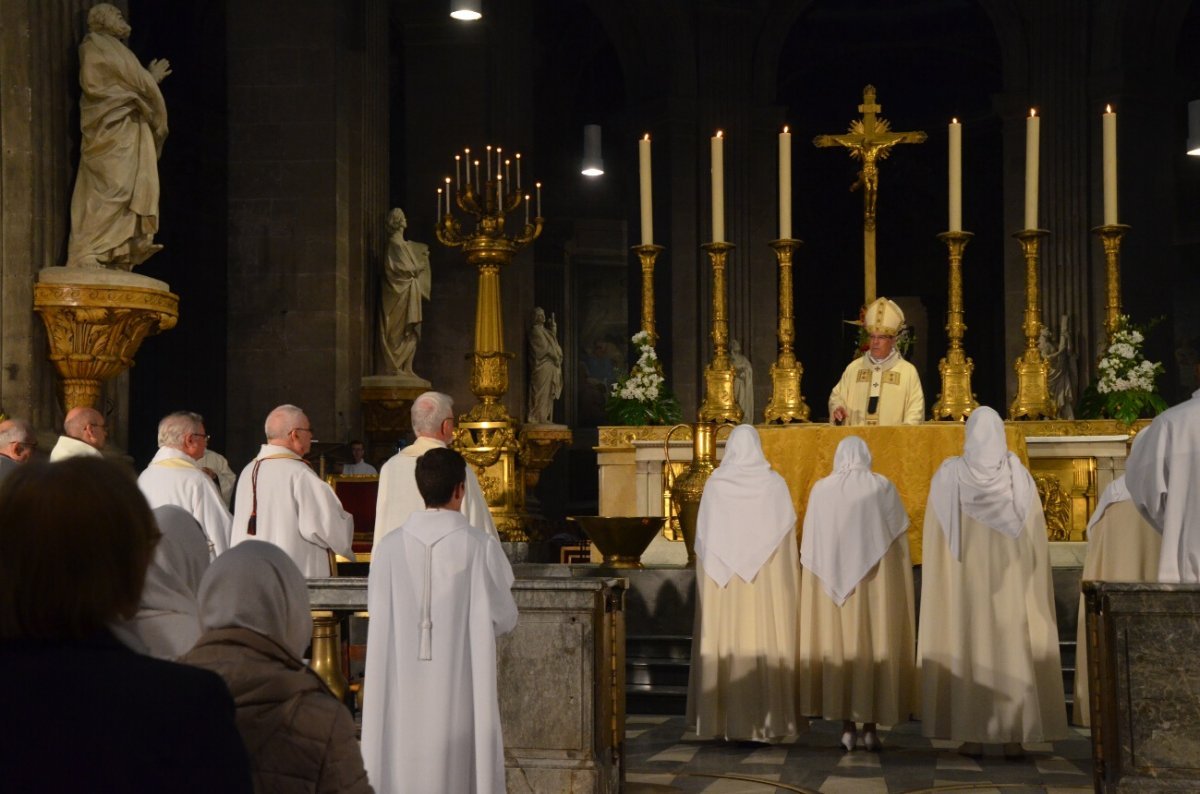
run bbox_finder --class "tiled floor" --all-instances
[624,715,1093,793]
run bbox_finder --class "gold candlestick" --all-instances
[931,231,979,421]
[632,244,664,347]
[697,241,742,424]
[1009,228,1056,420]
[1092,223,1130,342]
[764,238,810,423]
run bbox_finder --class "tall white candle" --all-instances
[948,118,962,232]
[445,177,451,215]
[437,187,442,219]
[536,182,542,218]
[711,130,725,243]
[515,153,521,190]
[639,134,653,245]
[779,126,792,239]
[505,158,511,185]
[1103,104,1118,225]
[474,160,480,192]
[486,145,492,178]
[1024,109,1040,230]
[524,194,530,226]
[455,155,461,190]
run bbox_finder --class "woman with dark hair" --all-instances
[0,458,251,791]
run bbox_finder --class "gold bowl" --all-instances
[567,516,667,568]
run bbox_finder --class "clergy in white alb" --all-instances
[1072,475,1162,726]
[829,297,924,426]
[48,406,106,461]
[686,424,804,742]
[374,391,497,546]
[798,436,914,752]
[341,441,377,476]
[138,411,232,558]
[196,447,236,507]
[1124,386,1200,583]
[362,448,517,794]
[918,406,1067,752]
[112,505,210,659]
[230,405,354,577]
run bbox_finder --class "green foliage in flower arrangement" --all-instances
[1077,315,1168,425]
[605,331,682,426]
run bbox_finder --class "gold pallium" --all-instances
[33,281,178,411]
[1093,223,1130,343]
[931,231,979,420]
[814,85,927,304]
[698,242,742,424]
[764,238,811,423]
[1009,229,1055,420]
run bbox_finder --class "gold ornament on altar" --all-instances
[931,231,980,420]
[1009,229,1056,420]
[434,147,569,541]
[698,242,742,424]
[764,238,811,423]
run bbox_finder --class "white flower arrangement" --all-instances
[1079,315,1167,424]
[605,331,681,425]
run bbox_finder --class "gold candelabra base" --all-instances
[1009,229,1055,420]
[1092,223,1130,343]
[931,231,979,421]
[764,239,810,424]
[697,242,742,424]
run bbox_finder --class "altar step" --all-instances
[627,635,690,715]
[626,635,1080,720]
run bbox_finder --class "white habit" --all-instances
[139,446,232,557]
[918,407,1067,744]
[230,444,355,577]
[48,435,101,462]
[798,436,915,725]
[686,425,803,742]
[374,436,497,545]
[362,509,517,794]
[1124,388,1200,582]
[1072,476,1162,725]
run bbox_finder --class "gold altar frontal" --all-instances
[597,421,1146,566]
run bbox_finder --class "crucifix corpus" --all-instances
[814,85,926,304]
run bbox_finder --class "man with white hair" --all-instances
[374,391,498,546]
[0,419,38,483]
[230,405,354,576]
[137,411,232,557]
[829,297,925,425]
[49,407,107,461]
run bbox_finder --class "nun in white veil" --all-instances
[685,424,804,742]
[917,406,1067,757]
[798,436,914,752]
[112,505,209,659]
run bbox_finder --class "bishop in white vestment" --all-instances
[798,436,914,751]
[1124,387,1200,583]
[229,406,354,577]
[918,407,1067,753]
[829,298,924,426]
[362,448,516,794]
[686,424,804,742]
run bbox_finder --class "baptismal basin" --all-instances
[567,516,667,569]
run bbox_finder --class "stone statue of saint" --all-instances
[379,208,431,379]
[66,4,171,270]
[527,307,563,425]
[1039,313,1076,420]
[730,339,754,423]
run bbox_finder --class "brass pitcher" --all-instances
[666,421,721,566]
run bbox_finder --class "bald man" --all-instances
[49,407,107,461]
[0,419,38,483]
[230,404,355,576]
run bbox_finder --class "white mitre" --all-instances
[863,297,905,337]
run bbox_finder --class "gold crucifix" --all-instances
[814,85,926,303]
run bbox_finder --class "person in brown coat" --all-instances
[181,540,372,793]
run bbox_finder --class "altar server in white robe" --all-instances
[1072,475,1161,726]
[113,506,210,659]
[918,406,1067,756]
[1124,385,1200,583]
[374,391,497,545]
[230,405,354,577]
[362,448,517,794]
[138,411,232,557]
[686,424,804,742]
[798,436,914,752]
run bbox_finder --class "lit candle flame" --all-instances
[1106,104,1113,113]
[952,117,958,124]
[716,130,724,138]
[643,133,650,141]
[783,125,789,133]
[1030,108,1037,118]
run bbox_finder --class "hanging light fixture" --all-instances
[1189,100,1200,156]
[450,0,482,21]
[581,124,604,177]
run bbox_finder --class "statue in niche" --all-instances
[379,208,431,380]
[1040,313,1076,420]
[730,339,754,422]
[66,4,171,270]
[527,307,563,425]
